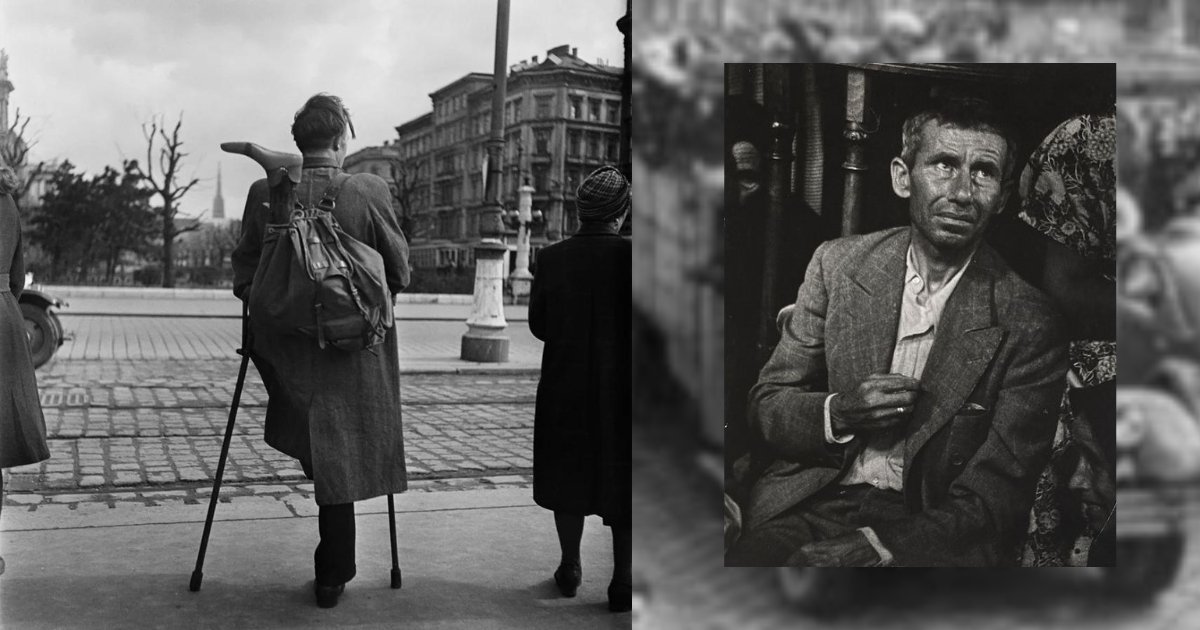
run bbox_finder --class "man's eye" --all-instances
[972,169,997,181]
[934,161,953,173]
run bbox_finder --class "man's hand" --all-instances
[830,373,920,435]
[790,531,882,567]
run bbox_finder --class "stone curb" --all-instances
[39,285,476,304]
[0,479,536,531]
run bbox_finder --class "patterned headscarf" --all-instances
[0,154,18,196]
[576,165,630,223]
[1018,114,1117,263]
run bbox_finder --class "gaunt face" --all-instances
[892,122,1010,254]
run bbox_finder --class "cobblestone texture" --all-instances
[6,359,537,504]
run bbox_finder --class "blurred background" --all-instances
[634,0,1200,628]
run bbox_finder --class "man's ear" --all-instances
[890,157,912,199]
[995,180,1012,215]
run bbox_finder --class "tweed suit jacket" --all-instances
[747,226,1067,566]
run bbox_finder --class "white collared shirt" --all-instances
[836,244,975,489]
[821,243,975,565]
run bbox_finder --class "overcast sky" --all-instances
[0,0,625,220]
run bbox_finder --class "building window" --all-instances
[570,96,583,119]
[568,130,582,157]
[536,94,553,119]
[606,134,619,161]
[607,100,620,124]
[438,181,460,207]
[533,164,550,193]
[566,203,579,235]
[588,98,601,122]
[566,167,581,192]
[586,133,599,159]
[507,97,523,124]
[439,154,454,175]
[534,128,551,155]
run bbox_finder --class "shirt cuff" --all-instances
[858,527,894,566]
[824,393,854,444]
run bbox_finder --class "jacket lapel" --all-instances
[839,230,908,382]
[902,247,1005,482]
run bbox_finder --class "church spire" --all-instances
[212,163,225,220]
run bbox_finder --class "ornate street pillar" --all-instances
[509,179,535,298]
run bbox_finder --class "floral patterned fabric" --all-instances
[1018,115,1116,567]
[1018,114,1117,265]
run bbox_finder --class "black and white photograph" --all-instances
[0,0,632,627]
[724,62,1118,572]
[635,0,1200,628]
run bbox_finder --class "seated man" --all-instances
[726,97,1068,567]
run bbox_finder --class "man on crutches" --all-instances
[201,93,411,609]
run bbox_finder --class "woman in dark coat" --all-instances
[529,165,632,613]
[0,161,51,576]
[230,94,410,608]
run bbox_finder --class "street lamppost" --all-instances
[509,177,537,299]
[461,0,510,363]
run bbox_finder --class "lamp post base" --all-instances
[510,268,532,300]
[461,327,510,363]
[461,240,510,363]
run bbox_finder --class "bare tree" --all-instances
[1,108,45,207]
[386,152,428,239]
[132,113,202,288]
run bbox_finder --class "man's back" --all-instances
[236,163,409,298]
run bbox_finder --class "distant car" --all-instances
[19,272,66,368]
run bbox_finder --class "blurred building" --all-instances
[382,45,622,274]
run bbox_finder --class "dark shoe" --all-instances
[608,580,632,613]
[314,582,345,608]
[554,562,582,597]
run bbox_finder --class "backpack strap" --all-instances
[317,173,353,212]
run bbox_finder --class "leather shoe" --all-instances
[554,562,582,597]
[314,582,345,608]
[608,580,632,613]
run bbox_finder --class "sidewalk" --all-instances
[41,286,529,321]
[0,482,627,629]
[50,317,542,374]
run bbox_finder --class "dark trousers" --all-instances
[726,484,907,566]
[315,503,356,586]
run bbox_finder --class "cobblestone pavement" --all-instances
[5,359,537,502]
[632,420,1200,630]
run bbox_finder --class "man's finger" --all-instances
[865,373,922,390]
[862,390,919,410]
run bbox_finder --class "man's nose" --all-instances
[947,169,973,203]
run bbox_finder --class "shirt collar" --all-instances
[302,155,341,169]
[904,244,975,301]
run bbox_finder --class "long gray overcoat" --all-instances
[0,193,49,468]
[232,157,410,506]
[529,222,631,527]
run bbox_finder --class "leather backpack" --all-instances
[248,173,393,351]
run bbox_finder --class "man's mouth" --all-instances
[934,213,975,230]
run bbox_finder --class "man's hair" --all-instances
[292,93,356,152]
[900,97,1017,182]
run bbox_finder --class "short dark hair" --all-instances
[291,93,356,152]
[900,96,1017,182]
